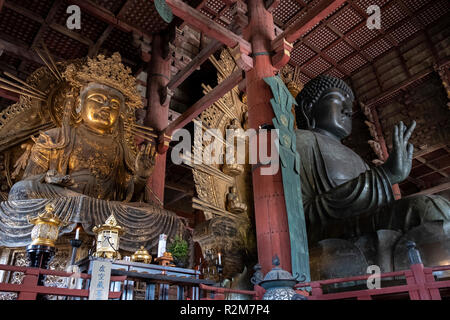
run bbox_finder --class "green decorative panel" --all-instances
[154,0,174,23]
[263,76,310,282]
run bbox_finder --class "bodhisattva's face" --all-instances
[312,88,353,140]
[81,87,122,134]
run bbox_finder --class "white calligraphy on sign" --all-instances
[88,260,112,300]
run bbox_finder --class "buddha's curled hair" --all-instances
[295,75,354,129]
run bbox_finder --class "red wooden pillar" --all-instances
[244,0,292,274]
[371,108,402,199]
[144,33,171,206]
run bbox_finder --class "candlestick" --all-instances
[75,227,80,240]
[218,252,222,265]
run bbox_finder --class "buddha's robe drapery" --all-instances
[0,126,186,251]
[295,129,450,244]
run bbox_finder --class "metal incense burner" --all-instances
[252,256,307,300]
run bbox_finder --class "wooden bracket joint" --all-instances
[230,0,248,31]
[159,87,174,106]
[231,44,253,72]
[271,38,293,70]
[157,133,172,154]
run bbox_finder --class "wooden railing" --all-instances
[199,283,262,300]
[0,264,126,300]
[294,264,450,300]
[199,263,450,300]
[1,262,449,300]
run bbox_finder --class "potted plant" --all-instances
[167,235,189,268]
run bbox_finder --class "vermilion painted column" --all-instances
[144,33,171,206]
[244,0,292,274]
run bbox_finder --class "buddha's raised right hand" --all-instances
[41,169,75,187]
[381,120,416,185]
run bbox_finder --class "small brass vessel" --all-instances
[155,252,175,267]
[131,246,152,264]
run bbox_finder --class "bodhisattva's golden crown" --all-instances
[63,52,143,110]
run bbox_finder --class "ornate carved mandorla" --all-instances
[192,49,256,279]
[0,52,187,254]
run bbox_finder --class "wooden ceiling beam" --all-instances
[31,0,62,48]
[68,0,153,39]
[301,38,349,77]
[165,181,194,195]
[167,39,223,91]
[179,0,209,30]
[413,145,448,158]
[89,25,113,57]
[88,0,133,57]
[274,0,346,44]
[163,69,243,136]
[4,1,93,47]
[347,9,450,80]
[165,0,251,55]
[415,157,449,178]
[365,69,430,108]
[410,181,450,196]
[406,176,426,189]
[165,192,190,207]
[0,38,44,65]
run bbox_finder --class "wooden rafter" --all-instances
[347,8,450,80]
[31,0,62,48]
[365,56,450,108]
[165,0,251,55]
[167,39,223,91]
[0,39,45,66]
[88,0,133,57]
[273,0,347,44]
[413,144,448,159]
[68,0,153,39]
[4,1,94,47]
[163,69,243,136]
[301,37,350,76]
[410,181,450,196]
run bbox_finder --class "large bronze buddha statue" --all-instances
[0,53,186,253]
[294,75,450,279]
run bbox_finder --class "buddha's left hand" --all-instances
[135,143,157,178]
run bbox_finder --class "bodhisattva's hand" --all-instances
[381,120,416,185]
[43,169,75,187]
[135,143,157,179]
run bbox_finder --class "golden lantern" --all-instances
[131,246,152,264]
[92,214,124,260]
[28,204,64,247]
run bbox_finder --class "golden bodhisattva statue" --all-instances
[0,53,186,253]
